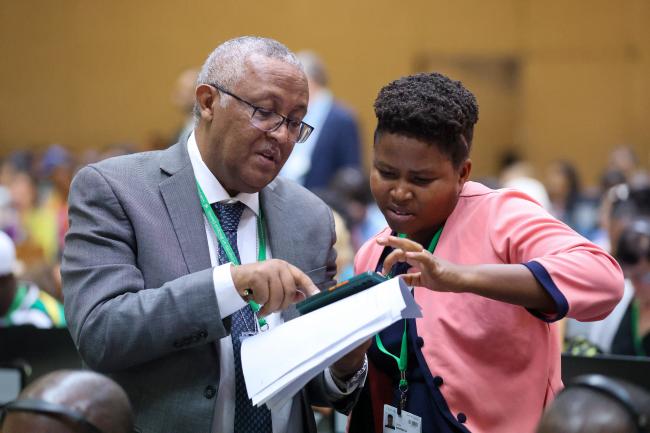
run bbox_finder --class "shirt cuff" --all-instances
[213,263,247,318]
[523,260,569,323]
[324,356,368,397]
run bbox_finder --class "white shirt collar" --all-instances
[187,132,260,216]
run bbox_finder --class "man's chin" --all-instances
[241,175,277,194]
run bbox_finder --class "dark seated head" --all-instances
[1,370,134,433]
[536,374,650,433]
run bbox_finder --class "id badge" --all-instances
[239,331,257,341]
[383,404,422,433]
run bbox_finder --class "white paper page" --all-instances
[241,277,422,408]
[262,316,396,410]
[254,310,397,408]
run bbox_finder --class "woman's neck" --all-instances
[408,224,443,249]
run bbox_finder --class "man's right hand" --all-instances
[230,259,320,317]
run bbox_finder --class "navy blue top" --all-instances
[363,246,472,433]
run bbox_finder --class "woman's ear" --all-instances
[459,159,472,185]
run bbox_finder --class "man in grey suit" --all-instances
[62,36,368,433]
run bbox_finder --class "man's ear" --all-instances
[195,84,217,121]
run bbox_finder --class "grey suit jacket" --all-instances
[62,141,358,433]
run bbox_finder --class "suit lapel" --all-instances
[261,183,303,321]
[260,182,298,266]
[159,142,212,274]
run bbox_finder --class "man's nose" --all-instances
[266,120,291,144]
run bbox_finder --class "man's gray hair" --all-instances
[194,36,303,117]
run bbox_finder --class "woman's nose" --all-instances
[390,182,413,202]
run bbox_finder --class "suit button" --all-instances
[199,330,208,339]
[173,340,182,348]
[204,385,216,399]
[416,337,424,347]
[433,376,443,387]
[457,412,467,423]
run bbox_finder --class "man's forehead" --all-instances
[240,53,306,86]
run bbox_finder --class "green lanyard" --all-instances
[631,300,647,357]
[374,226,443,411]
[196,180,268,329]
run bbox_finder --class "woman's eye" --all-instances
[377,169,397,179]
[412,177,434,185]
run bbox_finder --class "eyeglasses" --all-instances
[208,83,314,144]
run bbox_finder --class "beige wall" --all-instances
[1,0,648,186]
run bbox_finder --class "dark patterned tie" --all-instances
[211,201,272,433]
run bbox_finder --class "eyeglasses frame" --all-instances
[206,82,314,143]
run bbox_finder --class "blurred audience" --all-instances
[0,369,134,433]
[0,231,65,328]
[281,50,362,190]
[565,185,650,355]
[536,375,650,433]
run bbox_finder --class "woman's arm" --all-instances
[378,236,556,311]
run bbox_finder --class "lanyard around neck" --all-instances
[196,180,268,328]
[375,225,444,391]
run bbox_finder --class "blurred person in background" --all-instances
[280,50,362,191]
[170,67,200,144]
[0,154,33,242]
[607,145,643,184]
[0,369,134,433]
[39,144,74,260]
[316,167,386,251]
[600,183,650,255]
[610,217,650,356]
[0,230,65,328]
[545,160,599,238]
[21,259,63,302]
[8,170,56,266]
[499,152,551,210]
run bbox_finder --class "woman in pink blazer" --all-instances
[347,72,624,433]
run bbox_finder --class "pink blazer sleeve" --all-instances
[487,189,624,322]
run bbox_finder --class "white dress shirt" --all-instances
[187,133,356,433]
